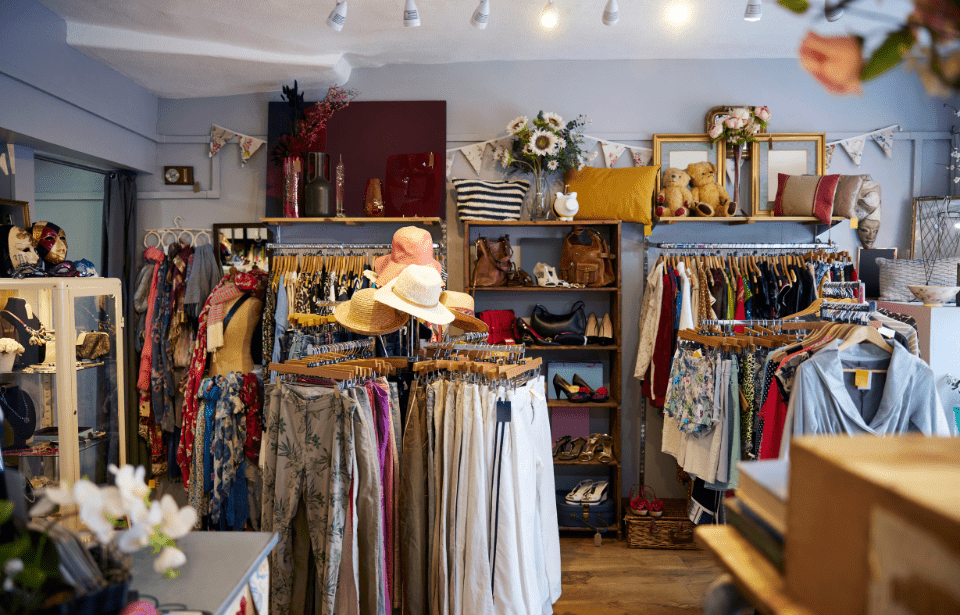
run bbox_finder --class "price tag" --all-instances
[850,217,859,229]
[644,224,653,236]
[855,369,872,390]
[877,326,895,339]
[496,400,512,423]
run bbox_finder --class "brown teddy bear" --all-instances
[686,161,736,217]
[656,168,693,218]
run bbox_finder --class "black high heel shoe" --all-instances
[572,374,610,403]
[553,374,590,403]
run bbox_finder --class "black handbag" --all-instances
[530,301,586,338]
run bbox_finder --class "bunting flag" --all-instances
[630,147,652,167]
[601,141,627,168]
[871,126,896,158]
[237,134,266,167]
[461,143,485,175]
[446,152,456,178]
[209,125,237,158]
[839,136,866,166]
[825,144,836,171]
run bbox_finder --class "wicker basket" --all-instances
[625,498,699,550]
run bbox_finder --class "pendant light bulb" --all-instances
[824,2,844,21]
[327,0,347,31]
[471,0,490,29]
[540,0,558,28]
[602,0,619,26]
[744,0,761,21]
[403,0,421,27]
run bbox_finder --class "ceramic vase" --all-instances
[0,351,15,373]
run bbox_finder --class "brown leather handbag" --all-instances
[558,228,616,287]
[472,235,513,287]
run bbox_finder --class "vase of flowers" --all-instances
[0,338,24,373]
[1,465,197,614]
[708,107,771,211]
[495,111,591,220]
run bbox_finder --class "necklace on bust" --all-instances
[0,387,29,422]
[1,310,50,346]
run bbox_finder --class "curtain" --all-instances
[103,170,140,467]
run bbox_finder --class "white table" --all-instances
[130,531,278,615]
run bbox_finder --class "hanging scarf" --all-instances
[151,257,173,429]
[137,247,165,390]
[189,376,220,521]
[206,268,262,351]
[241,373,262,463]
[177,268,267,487]
[211,371,248,526]
[167,244,194,351]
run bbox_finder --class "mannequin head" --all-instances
[857,218,880,248]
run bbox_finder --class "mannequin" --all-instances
[209,294,264,377]
[0,385,37,449]
[1,298,46,370]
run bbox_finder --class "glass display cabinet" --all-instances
[0,279,125,495]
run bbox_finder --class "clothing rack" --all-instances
[821,300,875,312]
[143,216,213,248]
[649,241,838,252]
[441,331,489,344]
[267,242,441,252]
[420,341,526,356]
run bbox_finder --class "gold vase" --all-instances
[364,179,385,217]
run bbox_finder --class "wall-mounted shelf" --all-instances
[547,399,619,408]
[463,219,621,227]
[260,217,442,226]
[553,459,621,467]
[655,216,848,226]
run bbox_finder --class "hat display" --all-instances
[373,226,442,287]
[374,264,454,325]
[439,290,488,333]
[32,222,67,265]
[333,288,409,336]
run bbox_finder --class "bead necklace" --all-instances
[0,387,29,423]
[2,310,50,346]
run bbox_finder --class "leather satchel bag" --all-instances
[472,235,513,287]
[558,228,616,287]
[530,301,586,338]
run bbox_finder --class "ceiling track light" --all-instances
[744,0,761,21]
[471,0,490,29]
[404,0,421,27]
[824,2,844,22]
[327,0,347,31]
[602,0,619,26]
[540,0,558,29]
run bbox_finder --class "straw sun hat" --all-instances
[374,264,454,325]
[439,291,488,333]
[333,288,408,335]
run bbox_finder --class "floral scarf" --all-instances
[137,247,165,390]
[211,371,248,527]
[241,373,262,463]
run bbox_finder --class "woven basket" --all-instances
[625,498,699,550]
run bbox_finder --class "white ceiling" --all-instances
[37,0,913,99]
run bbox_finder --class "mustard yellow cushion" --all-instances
[564,165,659,225]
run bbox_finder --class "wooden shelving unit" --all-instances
[655,215,848,226]
[260,216,443,226]
[464,220,624,538]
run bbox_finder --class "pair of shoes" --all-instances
[552,435,571,458]
[533,262,573,287]
[553,374,591,403]
[628,484,665,517]
[578,433,615,463]
[585,313,614,345]
[572,374,610,403]
[557,436,587,460]
[566,480,609,504]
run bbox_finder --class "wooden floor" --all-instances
[553,535,723,615]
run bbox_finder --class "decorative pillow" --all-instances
[833,174,868,218]
[877,257,960,301]
[453,179,529,221]
[565,165,659,225]
[773,174,841,224]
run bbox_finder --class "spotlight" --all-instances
[602,0,619,26]
[825,2,844,21]
[744,0,761,21]
[327,0,347,31]
[667,3,689,24]
[540,0,558,28]
[404,0,420,27]
[471,0,490,29]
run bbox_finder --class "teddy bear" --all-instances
[655,168,694,218]
[686,161,736,217]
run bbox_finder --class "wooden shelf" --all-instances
[557,523,620,533]
[656,215,847,226]
[524,344,619,351]
[260,216,442,226]
[553,458,620,467]
[468,286,618,292]
[548,399,619,408]
[696,526,814,615]
[464,220,621,226]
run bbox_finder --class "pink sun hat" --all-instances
[374,226,442,286]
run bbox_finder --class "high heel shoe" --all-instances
[533,263,557,287]
[598,313,614,345]
[572,374,610,403]
[552,435,571,458]
[597,434,615,464]
[557,436,587,460]
[553,374,590,403]
[585,313,598,338]
[578,433,602,462]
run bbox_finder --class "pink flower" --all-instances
[754,106,771,122]
[799,32,863,95]
[730,108,751,121]
[724,116,746,130]
[708,123,724,139]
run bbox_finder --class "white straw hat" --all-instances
[374,264,454,325]
[439,291,488,333]
[333,289,408,335]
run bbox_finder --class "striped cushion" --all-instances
[774,174,840,224]
[453,178,529,221]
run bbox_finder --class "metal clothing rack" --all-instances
[649,241,838,252]
[303,338,375,367]
[267,242,441,252]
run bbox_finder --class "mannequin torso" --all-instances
[209,294,263,377]
[1,298,45,369]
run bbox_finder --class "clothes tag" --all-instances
[877,326,895,339]
[530,388,543,401]
[691,349,703,358]
[497,400,512,423]
[855,369,872,390]
[644,224,653,236]
[850,217,859,229]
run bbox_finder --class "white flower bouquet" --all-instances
[708,106,771,147]
[0,338,24,355]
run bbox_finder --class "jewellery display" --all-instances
[1,310,50,345]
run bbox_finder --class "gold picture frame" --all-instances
[652,134,726,188]
[750,133,826,216]
[0,198,31,228]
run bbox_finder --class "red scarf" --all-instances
[137,247,165,390]
[176,268,267,486]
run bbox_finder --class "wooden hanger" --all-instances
[837,324,893,355]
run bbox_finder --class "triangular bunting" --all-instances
[871,126,896,159]
[446,152,456,178]
[630,147,652,167]
[601,141,627,168]
[461,143,485,175]
[209,124,236,158]
[825,144,835,171]
[237,134,266,167]
[840,136,866,166]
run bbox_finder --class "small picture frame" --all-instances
[750,133,826,216]
[0,199,31,228]
[652,134,725,187]
[857,247,898,299]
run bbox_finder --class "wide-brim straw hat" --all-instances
[439,290,488,333]
[374,226,443,287]
[374,264,454,325]
[333,288,409,335]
